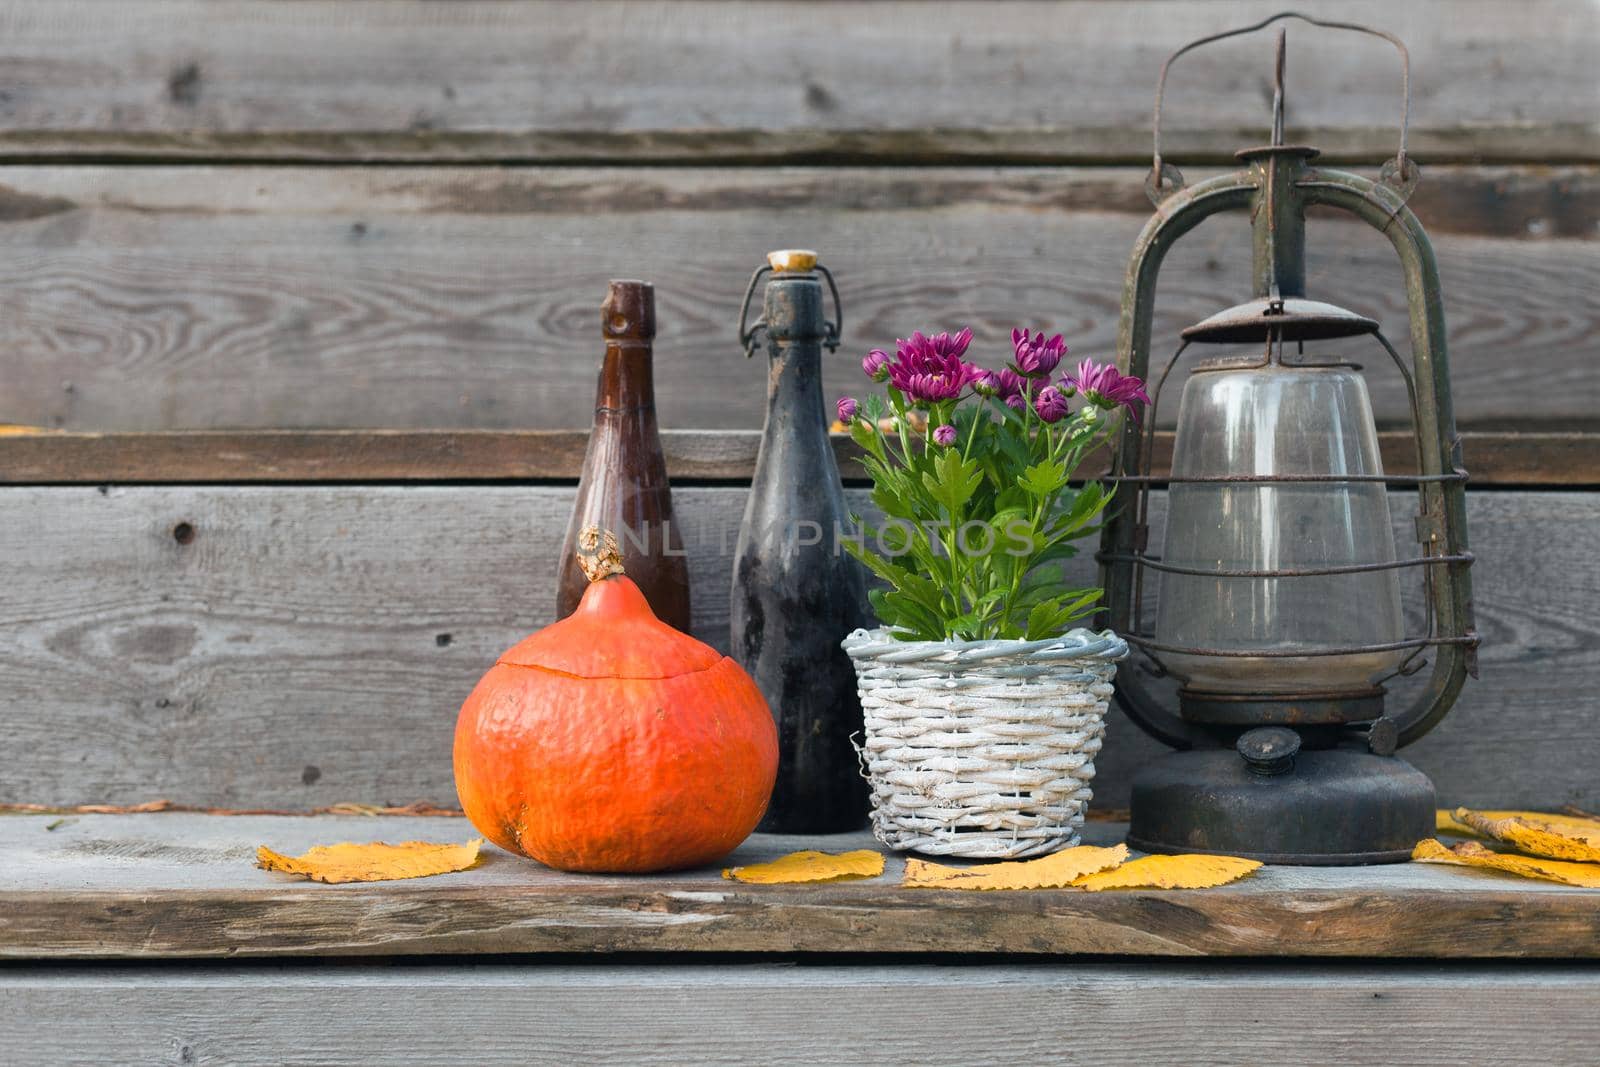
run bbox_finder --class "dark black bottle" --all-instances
[731,250,870,833]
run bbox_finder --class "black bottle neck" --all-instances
[761,273,828,422]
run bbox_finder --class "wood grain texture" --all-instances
[0,166,1592,434]
[2,814,1598,961]
[0,485,1592,813]
[4,961,1598,1066]
[0,429,1593,485]
[0,0,1592,164]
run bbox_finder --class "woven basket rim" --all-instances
[841,625,1128,665]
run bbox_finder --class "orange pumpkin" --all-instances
[453,527,778,873]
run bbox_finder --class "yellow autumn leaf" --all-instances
[1412,838,1600,888]
[1451,808,1600,863]
[903,844,1128,890]
[1071,853,1262,891]
[722,849,884,884]
[256,839,482,884]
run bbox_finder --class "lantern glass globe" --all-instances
[1153,362,1406,695]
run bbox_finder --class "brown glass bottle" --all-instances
[556,280,691,631]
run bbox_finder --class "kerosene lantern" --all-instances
[1098,15,1478,864]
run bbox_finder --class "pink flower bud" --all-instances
[862,349,891,382]
[1034,385,1070,424]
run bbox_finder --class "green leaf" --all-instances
[1023,589,1105,639]
[871,588,944,642]
[921,449,982,516]
[1024,599,1070,641]
[1009,566,1067,616]
[1048,482,1112,538]
[870,481,913,522]
[992,486,1030,517]
[945,612,985,640]
[969,587,1011,614]
[1032,539,1081,568]
[849,416,886,460]
[984,509,1033,571]
[844,535,911,587]
[1018,459,1069,498]
[846,528,954,622]
[890,567,948,617]
[1018,563,1065,595]
[1023,600,1053,641]
[1055,587,1105,624]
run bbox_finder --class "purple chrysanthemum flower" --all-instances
[978,367,1030,404]
[1033,385,1070,424]
[886,328,981,404]
[837,396,858,425]
[862,349,891,382]
[932,424,957,447]
[1004,393,1027,413]
[1012,328,1067,378]
[1067,359,1151,422]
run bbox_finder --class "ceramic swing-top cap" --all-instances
[767,249,818,273]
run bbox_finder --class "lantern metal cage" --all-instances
[1096,13,1480,864]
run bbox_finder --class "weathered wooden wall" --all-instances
[0,486,1590,812]
[0,0,1593,812]
[0,166,1592,433]
[0,0,1592,163]
[0,2,1590,435]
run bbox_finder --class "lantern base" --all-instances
[1126,745,1435,865]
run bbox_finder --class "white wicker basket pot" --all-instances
[841,626,1129,860]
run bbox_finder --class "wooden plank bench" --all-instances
[5,813,1600,960]
[3,812,1599,1065]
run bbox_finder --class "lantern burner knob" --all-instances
[1366,717,1400,757]
[1237,727,1301,776]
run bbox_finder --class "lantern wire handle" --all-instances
[1149,11,1415,204]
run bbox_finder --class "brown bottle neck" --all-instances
[595,340,656,415]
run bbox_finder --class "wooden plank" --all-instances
[2,814,1599,961]
[0,1,1592,164]
[7,124,1593,167]
[0,485,1592,813]
[0,166,1592,434]
[3,961,1597,1067]
[0,429,1594,486]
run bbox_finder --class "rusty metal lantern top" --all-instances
[1179,297,1378,344]
[1095,13,1480,863]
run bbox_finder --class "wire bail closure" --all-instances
[738,255,844,358]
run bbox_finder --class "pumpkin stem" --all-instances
[576,525,627,583]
